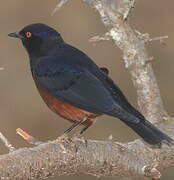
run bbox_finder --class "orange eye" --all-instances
[25,32,32,38]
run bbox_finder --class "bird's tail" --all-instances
[125,119,173,147]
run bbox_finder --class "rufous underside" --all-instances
[37,86,99,126]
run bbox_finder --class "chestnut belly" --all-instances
[37,87,99,126]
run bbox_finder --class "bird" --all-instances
[8,23,173,147]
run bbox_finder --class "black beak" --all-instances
[8,32,22,39]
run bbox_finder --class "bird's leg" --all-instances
[63,117,87,134]
[57,118,88,144]
[80,125,91,134]
[74,123,92,149]
[80,126,90,148]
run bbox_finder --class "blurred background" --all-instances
[0,0,174,179]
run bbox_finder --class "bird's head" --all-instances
[8,23,64,57]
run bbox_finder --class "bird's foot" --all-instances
[56,133,71,143]
[73,135,88,149]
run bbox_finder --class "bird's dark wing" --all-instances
[100,67,109,75]
[33,44,141,123]
[33,57,116,114]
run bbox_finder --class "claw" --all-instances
[56,133,71,143]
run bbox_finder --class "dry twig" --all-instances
[16,128,43,145]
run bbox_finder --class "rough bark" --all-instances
[0,133,174,179]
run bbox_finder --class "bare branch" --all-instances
[134,30,168,44]
[0,131,174,179]
[89,32,111,43]
[83,0,170,124]
[149,35,168,45]
[52,0,70,15]
[0,132,15,152]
